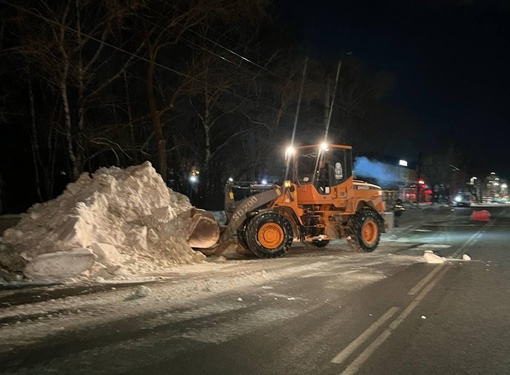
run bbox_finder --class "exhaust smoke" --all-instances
[353,157,401,188]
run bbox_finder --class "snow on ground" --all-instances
[0,162,206,282]
[0,251,419,351]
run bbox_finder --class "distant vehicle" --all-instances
[452,192,472,207]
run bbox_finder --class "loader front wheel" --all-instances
[347,209,381,253]
[237,229,250,250]
[245,212,293,258]
[236,218,256,257]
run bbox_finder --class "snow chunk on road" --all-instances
[0,162,206,281]
[423,250,445,264]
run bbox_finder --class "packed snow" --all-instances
[0,162,208,282]
[0,187,466,362]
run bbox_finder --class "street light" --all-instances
[189,169,199,200]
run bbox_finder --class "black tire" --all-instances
[236,218,256,257]
[236,216,251,248]
[237,229,250,250]
[347,208,382,252]
[311,240,330,248]
[245,212,293,258]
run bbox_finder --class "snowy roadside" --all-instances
[0,250,421,353]
[0,161,460,355]
[0,162,214,284]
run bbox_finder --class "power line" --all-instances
[0,0,199,82]
[184,25,277,77]
[161,2,277,76]
[0,0,291,116]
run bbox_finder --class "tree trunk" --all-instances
[123,70,136,163]
[58,4,80,180]
[146,48,167,182]
[27,78,43,202]
[60,62,80,180]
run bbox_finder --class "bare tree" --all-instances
[138,0,270,182]
[422,142,468,193]
[10,0,146,180]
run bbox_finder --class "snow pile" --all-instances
[0,162,206,281]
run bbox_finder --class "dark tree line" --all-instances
[0,0,429,212]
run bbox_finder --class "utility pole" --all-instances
[323,52,351,143]
[323,79,330,129]
[450,164,459,197]
[323,58,342,142]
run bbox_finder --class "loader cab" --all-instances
[291,144,353,195]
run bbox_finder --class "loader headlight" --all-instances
[283,180,292,188]
[285,146,295,159]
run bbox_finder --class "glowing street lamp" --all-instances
[285,146,295,160]
[189,169,199,200]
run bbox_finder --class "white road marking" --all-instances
[330,219,493,373]
[407,264,444,296]
[330,307,400,364]
[339,265,450,375]
[451,222,492,258]
[415,244,451,248]
[407,244,452,252]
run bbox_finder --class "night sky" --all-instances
[276,0,510,177]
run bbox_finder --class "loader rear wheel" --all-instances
[347,208,381,253]
[245,212,293,258]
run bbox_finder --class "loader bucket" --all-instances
[187,208,221,248]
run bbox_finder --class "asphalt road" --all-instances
[1,204,510,374]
